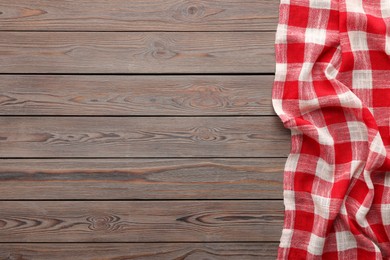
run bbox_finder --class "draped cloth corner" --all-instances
[272,0,390,258]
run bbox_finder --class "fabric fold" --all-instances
[272,0,390,258]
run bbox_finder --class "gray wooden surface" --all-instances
[0,0,284,259]
[0,0,278,31]
[0,201,284,242]
[0,75,275,115]
[0,158,285,199]
[0,243,280,260]
[0,116,289,157]
[0,32,275,73]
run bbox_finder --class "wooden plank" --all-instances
[0,243,279,259]
[0,32,275,73]
[0,0,279,31]
[0,116,290,158]
[0,75,275,116]
[0,201,284,242]
[0,158,284,200]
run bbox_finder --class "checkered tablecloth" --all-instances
[272,0,390,258]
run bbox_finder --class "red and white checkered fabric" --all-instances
[272,0,390,258]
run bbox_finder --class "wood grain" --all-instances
[0,116,290,158]
[0,158,284,200]
[0,201,284,242]
[0,75,275,116]
[0,0,284,255]
[0,32,275,73]
[0,0,279,31]
[0,243,279,259]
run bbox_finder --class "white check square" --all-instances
[305,28,327,45]
[348,31,369,51]
[299,62,314,82]
[382,204,390,225]
[347,122,368,141]
[284,190,296,211]
[275,63,288,81]
[336,231,357,251]
[312,194,332,219]
[352,70,372,89]
[276,24,288,44]
[315,157,334,182]
[346,0,364,13]
[310,0,331,9]
[308,234,326,255]
[381,0,390,17]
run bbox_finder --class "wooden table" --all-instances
[0,1,290,258]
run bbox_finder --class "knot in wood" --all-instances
[86,215,120,231]
[5,253,27,260]
[192,126,220,141]
[187,85,225,109]
[187,5,201,16]
[150,41,177,60]
[173,1,206,21]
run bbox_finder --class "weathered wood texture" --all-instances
[0,0,279,31]
[0,0,284,256]
[0,201,284,242]
[0,243,279,260]
[0,116,290,158]
[0,158,284,199]
[0,32,275,73]
[0,75,275,115]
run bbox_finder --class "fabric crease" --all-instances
[273,0,390,258]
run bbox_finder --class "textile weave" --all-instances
[272,0,390,258]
